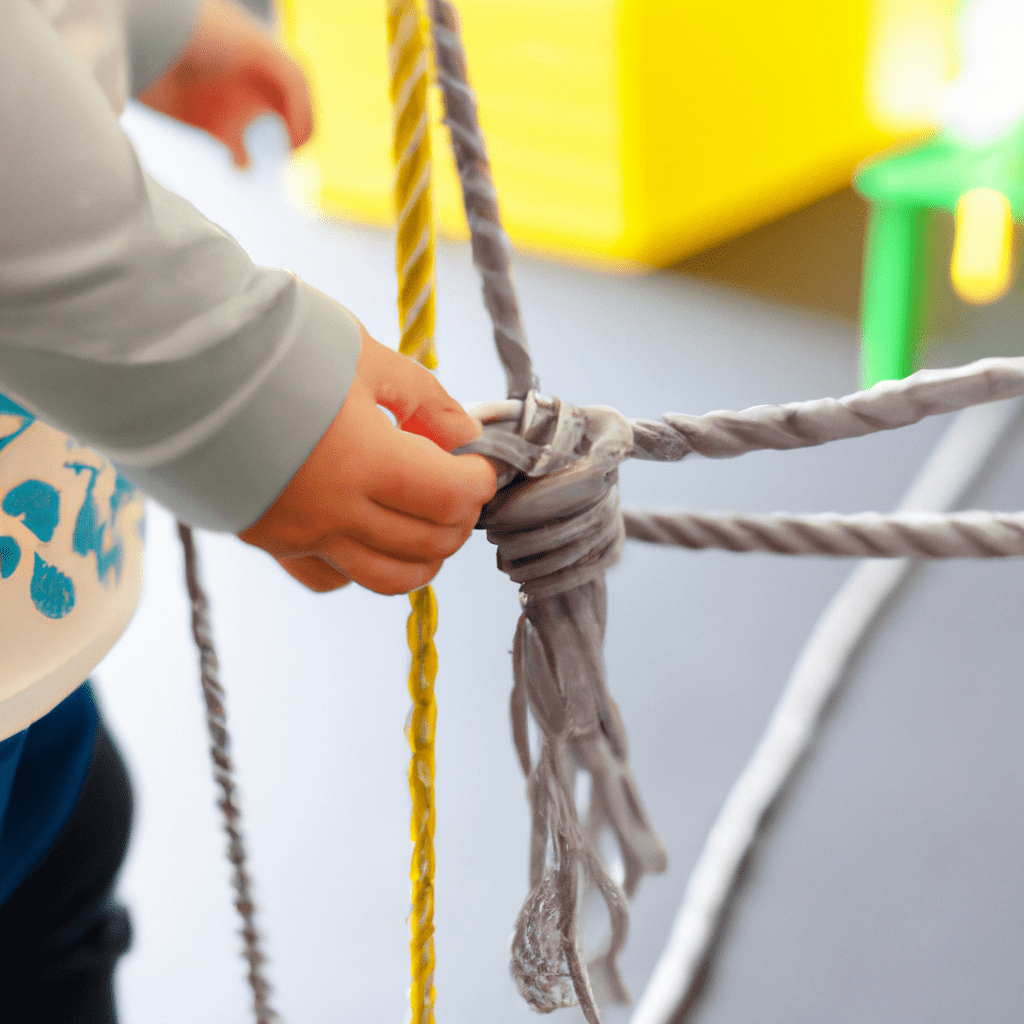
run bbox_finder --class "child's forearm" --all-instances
[1,0,495,597]
[0,0,360,533]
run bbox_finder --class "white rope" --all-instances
[621,507,1024,558]
[628,397,1023,1024]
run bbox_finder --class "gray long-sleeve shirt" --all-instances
[0,0,361,533]
[0,0,361,735]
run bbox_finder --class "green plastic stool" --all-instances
[855,118,1024,388]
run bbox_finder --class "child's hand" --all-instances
[138,0,312,168]
[238,325,498,595]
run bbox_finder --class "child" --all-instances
[0,0,496,1019]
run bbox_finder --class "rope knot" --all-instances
[464,392,633,597]
[459,394,666,1022]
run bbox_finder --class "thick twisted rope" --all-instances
[388,4,440,1018]
[617,359,1024,558]
[428,0,535,400]
[388,0,437,368]
[622,507,1024,557]
[422,10,643,1017]
[178,523,279,1024]
[465,359,1024,479]
[405,585,439,1024]
[628,357,1024,462]
[458,361,1024,1024]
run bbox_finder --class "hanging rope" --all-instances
[406,585,439,1024]
[178,522,280,1024]
[428,0,535,400]
[388,0,437,369]
[388,2,440,1020]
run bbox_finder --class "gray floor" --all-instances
[97,104,1024,1023]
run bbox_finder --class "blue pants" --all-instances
[0,705,133,1022]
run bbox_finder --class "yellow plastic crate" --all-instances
[280,0,953,268]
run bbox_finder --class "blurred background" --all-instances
[97,2,1024,1022]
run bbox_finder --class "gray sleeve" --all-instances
[121,0,202,95]
[0,0,361,532]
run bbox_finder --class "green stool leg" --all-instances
[860,203,928,388]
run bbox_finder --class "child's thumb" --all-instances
[360,335,483,452]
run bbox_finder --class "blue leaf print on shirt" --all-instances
[0,536,20,579]
[64,462,131,584]
[2,481,60,542]
[110,473,135,519]
[31,553,75,619]
[0,393,35,455]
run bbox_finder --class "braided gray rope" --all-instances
[428,8,656,1021]
[614,358,1024,558]
[177,523,280,1024]
[628,356,1024,462]
[622,508,1024,557]
[428,0,536,400]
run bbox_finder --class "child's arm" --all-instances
[0,0,494,595]
[131,0,495,594]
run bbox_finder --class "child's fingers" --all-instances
[397,376,485,453]
[267,52,314,149]
[358,334,486,452]
[322,543,443,596]
[275,554,351,592]
[239,318,495,594]
[249,56,313,150]
[368,428,496,525]
[324,495,475,562]
[227,128,250,168]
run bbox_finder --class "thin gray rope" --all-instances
[177,522,280,1024]
[628,357,1024,462]
[465,358,1024,474]
[622,507,1024,557]
[428,0,536,400]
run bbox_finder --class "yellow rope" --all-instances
[388,0,438,369]
[406,585,438,1024]
[388,2,439,1020]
